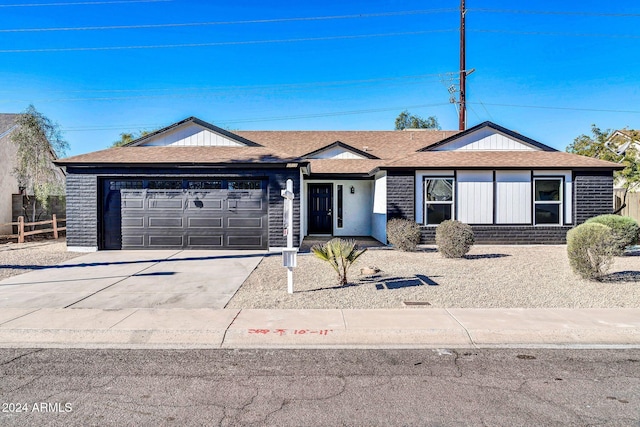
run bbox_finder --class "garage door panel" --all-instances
[122,235,144,247]
[120,185,267,249]
[187,199,223,210]
[149,235,184,247]
[148,217,183,228]
[188,235,224,247]
[188,217,223,228]
[228,199,263,210]
[227,217,263,228]
[228,235,263,247]
[122,217,144,227]
[148,198,183,210]
[122,199,144,209]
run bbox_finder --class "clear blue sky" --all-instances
[1,0,639,156]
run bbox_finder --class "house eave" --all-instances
[56,161,308,169]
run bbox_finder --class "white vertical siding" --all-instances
[310,146,367,159]
[496,171,532,224]
[371,172,387,243]
[457,171,493,224]
[141,123,245,147]
[434,128,537,151]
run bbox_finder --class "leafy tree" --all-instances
[10,105,68,223]
[112,130,152,147]
[567,125,640,204]
[394,110,440,130]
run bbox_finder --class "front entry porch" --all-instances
[303,179,375,238]
[299,236,386,253]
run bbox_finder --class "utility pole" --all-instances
[459,0,466,130]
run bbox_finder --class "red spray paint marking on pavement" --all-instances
[248,329,333,336]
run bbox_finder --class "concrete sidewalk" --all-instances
[0,307,638,349]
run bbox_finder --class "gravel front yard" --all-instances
[226,245,640,309]
[0,238,85,280]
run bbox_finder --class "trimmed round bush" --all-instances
[435,220,474,258]
[567,222,614,280]
[585,214,639,255]
[386,218,421,251]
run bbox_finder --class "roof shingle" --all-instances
[385,150,624,170]
[56,146,301,165]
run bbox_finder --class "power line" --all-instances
[0,0,170,7]
[60,102,452,131]
[0,29,457,53]
[468,102,640,114]
[0,9,457,33]
[60,101,640,132]
[2,26,636,54]
[0,73,451,101]
[470,29,640,39]
[469,8,640,18]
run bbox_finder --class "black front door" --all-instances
[308,184,333,234]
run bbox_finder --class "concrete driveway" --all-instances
[0,250,264,309]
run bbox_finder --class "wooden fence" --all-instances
[614,189,640,222]
[0,215,66,243]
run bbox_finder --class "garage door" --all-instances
[119,185,267,249]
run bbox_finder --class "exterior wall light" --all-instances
[350,186,355,194]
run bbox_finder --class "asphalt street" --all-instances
[1,348,639,426]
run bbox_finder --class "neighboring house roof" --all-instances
[384,150,624,170]
[55,146,304,166]
[612,129,639,141]
[0,113,18,140]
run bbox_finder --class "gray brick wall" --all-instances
[267,169,301,248]
[574,172,614,224]
[420,225,571,244]
[66,173,98,248]
[386,171,414,221]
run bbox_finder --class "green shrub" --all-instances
[386,218,421,251]
[567,223,614,280]
[311,238,367,286]
[585,214,639,255]
[435,220,474,258]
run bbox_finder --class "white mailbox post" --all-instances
[281,179,298,294]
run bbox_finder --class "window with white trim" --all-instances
[424,178,454,225]
[534,178,562,225]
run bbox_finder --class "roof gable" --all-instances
[419,121,556,152]
[0,114,18,140]
[302,141,379,160]
[128,117,262,147]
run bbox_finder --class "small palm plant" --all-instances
[311,238,367,286]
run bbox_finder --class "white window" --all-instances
[534,178,562,225]
[424,178,454,225]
